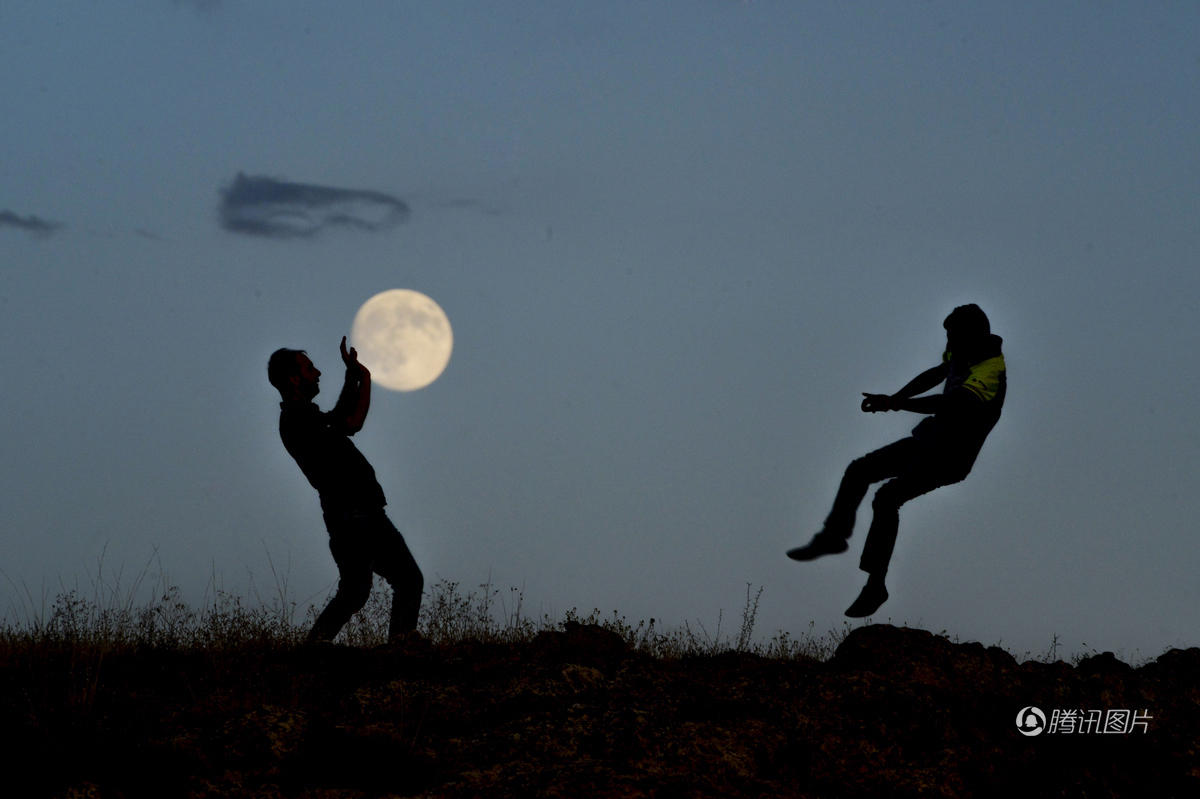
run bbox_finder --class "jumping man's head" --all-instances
[943,304,991,359]
[268,348,321,401]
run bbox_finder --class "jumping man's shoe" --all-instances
[844,580,889,618]
[786,532,849,562]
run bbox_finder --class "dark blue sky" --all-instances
[3,1,1198,660]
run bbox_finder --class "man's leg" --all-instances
[788,439,916,561]
[845,468,957,617]
[308,528,373,643]
[858,472,951,578]
[366,513,424,641]
[825,439,922,538]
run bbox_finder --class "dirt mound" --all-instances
[7,624,1198,797]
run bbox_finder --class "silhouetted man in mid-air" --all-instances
[268,337,423,644]
[787,304,1006,618]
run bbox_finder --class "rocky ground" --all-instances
[6,623,1199,798]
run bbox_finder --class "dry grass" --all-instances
[4,557,1106,664]
[1,558,852,661]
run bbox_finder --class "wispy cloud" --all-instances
[0,210,62,237]
[218,173,410,239]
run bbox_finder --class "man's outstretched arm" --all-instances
[861,364,947,414]
[331,336,371,434]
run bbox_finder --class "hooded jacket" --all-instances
[911,333,1006,475]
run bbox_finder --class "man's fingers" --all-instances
[341,336,362,367]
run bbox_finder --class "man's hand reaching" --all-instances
[861,393,896,413]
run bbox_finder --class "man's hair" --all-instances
[268,348,307,393]
[943,304,990,340]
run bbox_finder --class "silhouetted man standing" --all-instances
[268,337,423,643]
[787,305,1006,618]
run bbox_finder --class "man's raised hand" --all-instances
[340,336,370,378]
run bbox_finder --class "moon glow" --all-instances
[351,289,453,392]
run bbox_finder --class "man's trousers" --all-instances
[824,437,966,577]
[308,508,424,643]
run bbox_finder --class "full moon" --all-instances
[351,289,453,392]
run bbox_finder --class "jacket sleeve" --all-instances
[960,356,1006,402]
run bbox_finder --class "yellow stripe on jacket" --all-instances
[961,355,1006,402]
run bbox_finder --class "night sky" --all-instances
[3,1,1199,660]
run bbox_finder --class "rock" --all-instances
[532,622,630,670]
[1077,650,1134,675]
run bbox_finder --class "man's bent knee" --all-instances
[335,580,372,613]
[844,456,872,483]
[872,482,908,512]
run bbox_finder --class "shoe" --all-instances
[844,580,888,618]
[786,533,849,561]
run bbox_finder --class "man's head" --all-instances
[268,348,321,400]
[943,304,991,355]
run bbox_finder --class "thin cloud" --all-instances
[0,210,62,236]
[218,173,411,239]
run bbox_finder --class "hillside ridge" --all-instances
[7,623,1199,797]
